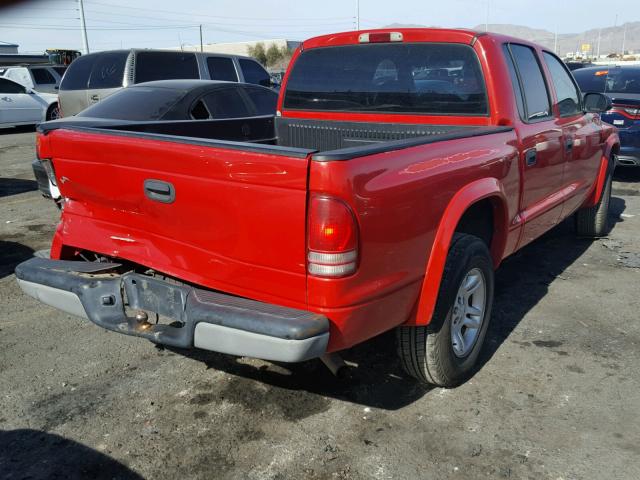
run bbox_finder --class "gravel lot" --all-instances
[1,127,639,480]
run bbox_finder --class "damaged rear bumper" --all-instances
[15,258,329,362]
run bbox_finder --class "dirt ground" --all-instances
[1,126,639,480]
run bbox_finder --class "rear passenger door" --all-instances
[243,86,278,116]
[30,67,58,93]
[206,57,239,82]
[503,43,566,247]
[541,51,603,218]
[134,51,199,84]
[201,87,252,118]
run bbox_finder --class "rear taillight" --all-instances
[35,133,57,186]
[41,159,57,186]
[611,105,640,119]
[307,195,358,278]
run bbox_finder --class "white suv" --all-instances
[0,65,66,94]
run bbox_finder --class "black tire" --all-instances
[397,233,494,387]
[575,161,613,237]
[46,103,60,121]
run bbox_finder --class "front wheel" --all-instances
[46,103,60,121]
[397,233,494,387]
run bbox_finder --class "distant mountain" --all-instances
[476,23,640,56]
[383,22,640,56]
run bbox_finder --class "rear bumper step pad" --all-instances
[15,257,329,362]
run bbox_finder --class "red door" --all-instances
[540,51,604,218]
[503,43,566,248]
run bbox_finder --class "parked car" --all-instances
[17,28,617,388]
[0,65,66,94]
[0,77,59,128]
[564,61,595,71]
[74,79,278,121]
[574,65,640,167]
[58,49,272,116]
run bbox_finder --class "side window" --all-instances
[135,52,199,83]
[0,78,27,94]
[31,68,56,85]
[502,45,526,120]
[207,57,238,82]
[508,44,551,121]
[542,52,582,117]
[201,88,250,118]
[88,51,128,89]
[190,100,210,120]
[60,54,96,90]
[6,68,33,89]
[53,66,67,77]
[244,87,277,115]
[239,59,270,87]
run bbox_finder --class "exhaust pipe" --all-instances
[320,353,347,377]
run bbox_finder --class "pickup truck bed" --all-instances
[38,114,495,155]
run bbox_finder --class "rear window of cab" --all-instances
[283,43,488,116]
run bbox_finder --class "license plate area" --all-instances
[122,274,190,324]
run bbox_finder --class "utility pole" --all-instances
[78,0,89,54]
[554,24,558,54]
[596,28,601,59]
[613,14,618,55]
[485,0,490,31]
[199,24,203,52]
[356,0,360,31]
[621,23,627,56]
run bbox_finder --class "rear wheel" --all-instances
[397,234,494,387]
[575,161,613,237]
[46,103,60,121]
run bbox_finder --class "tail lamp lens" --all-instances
[307,196,358,278]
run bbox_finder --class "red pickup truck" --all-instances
[17,29,618,387]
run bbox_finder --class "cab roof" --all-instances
[301,28,544,51]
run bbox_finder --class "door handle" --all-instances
[1,96,11,102]
[525,148,537,167]
[144,179,175,203]
[90,94,99,102]
[565,138,574,152]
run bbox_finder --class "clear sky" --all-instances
[1,0,638,53]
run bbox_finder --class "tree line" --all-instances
[247,42,294,70]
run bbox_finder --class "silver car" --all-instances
[58,50,272,116]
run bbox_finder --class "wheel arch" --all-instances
[405,177,509,326]
[583,137,619,208]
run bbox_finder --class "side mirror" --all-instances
[584,92,612,113]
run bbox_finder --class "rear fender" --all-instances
[405,177,508,326]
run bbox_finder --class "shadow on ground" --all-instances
[0,241,34,279]
[0,178,37,198]
[614,166,640,183]
[0,429,143,480]
[0,125,35,135]
[172,202,625,410]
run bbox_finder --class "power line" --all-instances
[84,0,351,22]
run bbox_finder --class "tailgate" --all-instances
[47,128,314,306]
